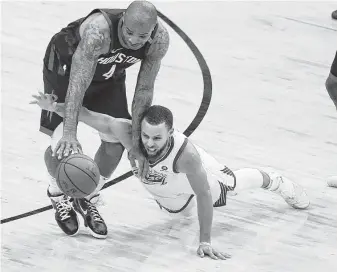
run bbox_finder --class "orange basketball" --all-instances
[56,154,100,198]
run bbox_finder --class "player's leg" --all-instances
[194,145,310,209]
[41,62,80,236]
[71,77,131,238]
[85,76,132,187]
[50,122,110,238]
[215,167,310,209]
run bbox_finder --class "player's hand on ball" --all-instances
[30,92,58,111]
[197,242,231,260]
[128,146,149,180]
[53,134,83,160]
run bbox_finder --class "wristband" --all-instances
[199,242,211,247]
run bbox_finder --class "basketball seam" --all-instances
[64,162,99,186]
[62,154,95,166]
[65,154,96,163]
[61,162,93,195]
[65,156,99,186]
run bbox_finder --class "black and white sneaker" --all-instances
[73,198,108,239]
[48,191,80,236]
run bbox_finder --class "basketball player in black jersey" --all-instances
[325,51,337,186]
[40,1,169,238]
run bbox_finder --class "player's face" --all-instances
[141,120,173,159]
[121,17,154,50]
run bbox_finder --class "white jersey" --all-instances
[139,131,236,211]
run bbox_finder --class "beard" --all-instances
[140,138,170,161]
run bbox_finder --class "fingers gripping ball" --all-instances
[56,154,100,198]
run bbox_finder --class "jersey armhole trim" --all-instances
[172,138,188,174]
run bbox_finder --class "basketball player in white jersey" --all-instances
[31,93,310,260]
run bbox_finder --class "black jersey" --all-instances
[44,8,157,82]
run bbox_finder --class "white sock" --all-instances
[85,176,108,202]
[265,173,281,192]
[47,176,63,196]
[233,168,264,193]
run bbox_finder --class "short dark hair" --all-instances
[141,105,173,129]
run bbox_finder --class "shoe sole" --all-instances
[287,188,310,209]
[88,227,108,239]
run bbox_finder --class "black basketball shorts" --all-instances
[40,45,132,136]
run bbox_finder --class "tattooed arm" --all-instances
[54,14,110,159]
[131,23,170,145]
[128,22,170,177]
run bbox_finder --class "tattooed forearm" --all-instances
[132,85,154,144]
[131,23,170,146]
[63,22,106,136]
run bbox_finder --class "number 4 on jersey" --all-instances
[103,64,116,80]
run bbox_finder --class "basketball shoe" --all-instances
[266,172,310,209]
[48,190,80,236]
[73,198,108,239]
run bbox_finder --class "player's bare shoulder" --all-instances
[78,13,111,57]
[175,140,202,174]
[146,21,170,60]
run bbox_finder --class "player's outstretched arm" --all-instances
[30,93,133,150]
[175,142,214,243]
[176,141,230,260]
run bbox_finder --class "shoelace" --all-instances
[277,176,298,203]
[55,200,72,221]
[87,202,104,222]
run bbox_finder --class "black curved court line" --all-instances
[1,10,212,225]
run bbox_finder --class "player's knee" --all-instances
[44,146,61,177]
[101,141,124,157]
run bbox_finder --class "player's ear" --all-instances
[168,128,174,137]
